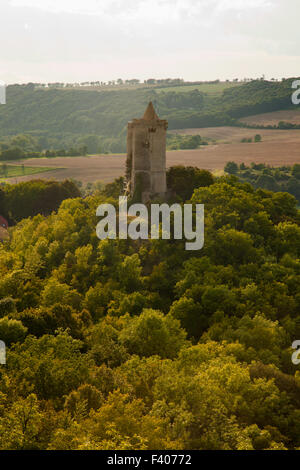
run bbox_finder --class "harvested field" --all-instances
[170,126,300,144]
[5,134,300,185]
[165,142,300,170]
[4,126,300,184]
[238,109,300,126]
[4,156,126,184]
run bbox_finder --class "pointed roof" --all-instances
[142,102,159,120]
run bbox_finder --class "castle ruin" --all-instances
[126,102,168,202]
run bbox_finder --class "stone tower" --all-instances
[126,102,168,202]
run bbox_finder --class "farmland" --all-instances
[239,108,300,126]
[155,81,241,95]
[4,124,300,184]
[170,126,300,143]
[2,155,125,184]
[0,164,55,180]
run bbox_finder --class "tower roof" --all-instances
[142,102,159,120]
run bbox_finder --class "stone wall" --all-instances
[127,102,168,201]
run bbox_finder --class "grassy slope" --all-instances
[156,82,240,95]
[0,165,55,179]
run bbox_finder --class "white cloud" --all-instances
[216,0,271,10]
[10,0,272,14]
[0,0,299,83]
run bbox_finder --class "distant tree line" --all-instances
[166,133,208,150]
[237,121,300,130]
[225,162,300,202]
[0,179,81,224]
[0,146,88,161]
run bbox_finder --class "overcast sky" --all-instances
[1,0,299,83]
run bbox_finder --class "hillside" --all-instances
[0,79,298,153]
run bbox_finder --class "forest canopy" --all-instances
[0,169,299,450]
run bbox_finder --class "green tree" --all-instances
[167,166,214,201]
[119,309,189,359]
[224,162,238,175]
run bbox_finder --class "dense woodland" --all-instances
[0,168,299,450]
[0,79,298,154]
[225,162,300,203]
[0,180,81,224]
